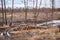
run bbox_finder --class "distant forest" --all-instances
[0,8,60,13]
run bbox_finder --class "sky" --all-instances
[0,0,60,8]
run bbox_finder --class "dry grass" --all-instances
[0,12,60,23]
[5,26,60,40]
[0,11,60,40]
[0,25,60,40]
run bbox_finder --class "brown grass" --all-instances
[0,12,60,23]
[7,26,60,40]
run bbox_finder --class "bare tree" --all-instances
[3,0,7,25]
[33,0,38,26]
[52,0,54,19]
[33,0,35,25]
[51,0,54,26]
[24,0,28,24]
[36,0,42,25]
[44,0,48,26]
[36,0,42,17]
[10,0,14,26]
[1,0,4,26]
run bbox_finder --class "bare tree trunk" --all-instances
[10,0,14,26]
[1,0,4,26]
[44,0,48,26]
[33,0,34,25]
[34,0,38,26]
[3,0,7,25]
[24,0,28,24]
[36,0,42,25]
[51,0,54,26]
[36,0,42,17]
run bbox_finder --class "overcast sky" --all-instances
[0,0,60,8]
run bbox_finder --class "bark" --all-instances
[1,0,4,26]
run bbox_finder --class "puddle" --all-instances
[37,20,60,26]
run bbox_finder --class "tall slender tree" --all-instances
[36,0,42,17]
[36,0,42,24]
[24,0,28,24]
[33,0,35,25]
[51,0,54,26]
[3,0,7,25]
[33,0,34,14]
[10,0,14,26]
[1,0,4,26]
[44,0,48,26]
[33,0,38,26]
